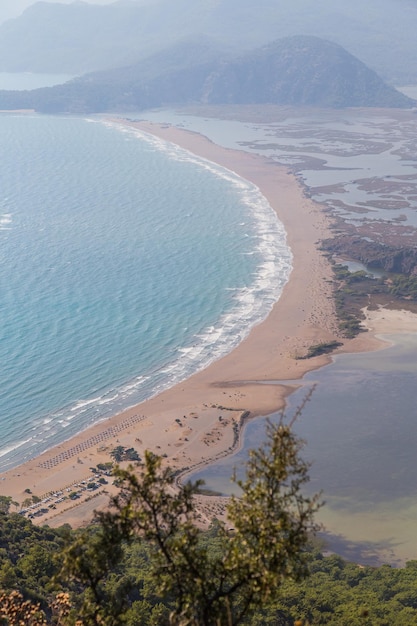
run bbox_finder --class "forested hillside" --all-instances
[1,511,417,625]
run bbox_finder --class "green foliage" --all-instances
[332,266,370,284]
[96,463,113,472]
[339,267,417,303]
[268,550,417,625]
[123,448,140,462]
[110,446,140,463]
[60,519,128,625]
[60,419,320,625]
[0,512,67,611]
[331,264,417,339]
[388,274,417,300]
[337,316,363,338]
[0,497,14,515]
[226,421,321,601]
[297,341,343,359]
[109,446,125,463]
[4,508,417,623]
[331,264,378,337]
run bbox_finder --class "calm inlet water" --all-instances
[0,114,291,471]
[191,335,417,565]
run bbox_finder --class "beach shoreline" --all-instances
[0,119,384,527]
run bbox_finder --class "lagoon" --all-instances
[191,333,417,565]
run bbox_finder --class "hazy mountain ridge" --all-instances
[201,37,413,108]
[0,36,413,113]
[1,0,417,84]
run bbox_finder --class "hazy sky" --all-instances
[0,0,117,26]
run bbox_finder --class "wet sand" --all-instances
[0,120,377,527]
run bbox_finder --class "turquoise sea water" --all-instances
[0,114,291,471]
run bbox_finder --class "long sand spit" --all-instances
[1,120,409,528]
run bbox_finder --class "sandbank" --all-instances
[362,306,417,335]
[0,119,374,527]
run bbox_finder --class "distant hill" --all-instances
[0,36,413,113]
[203,37,414,108]
[0,0,417,85]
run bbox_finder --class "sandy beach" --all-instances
[0,120,395,527]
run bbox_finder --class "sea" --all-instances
[0,112,291,472]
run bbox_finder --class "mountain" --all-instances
[0,36,413,113]
[203,37,414,108]
[0,0,417,85]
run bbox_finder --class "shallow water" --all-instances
[140,108,417,227]
[191,334,417,565]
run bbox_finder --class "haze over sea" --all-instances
[0,114,291,472]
